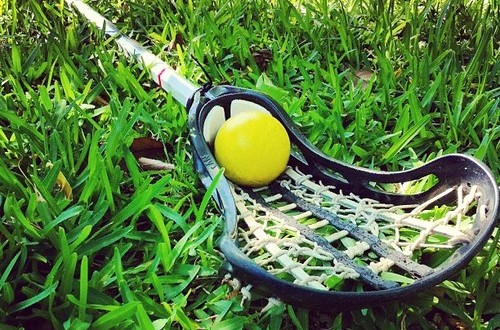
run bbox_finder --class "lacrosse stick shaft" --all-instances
[66,0,199,107]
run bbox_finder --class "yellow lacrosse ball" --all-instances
[214,111,290,187]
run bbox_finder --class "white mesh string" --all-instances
[284,168,476,248]
[232,166,481,291]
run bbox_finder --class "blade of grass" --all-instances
[79,255,88,320]
[382,115,431,164]
[90,301,140,330]
[8,282,59,314]
[0,250,22,290]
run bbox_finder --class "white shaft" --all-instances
[65,0,199,107]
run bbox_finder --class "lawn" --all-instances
[0,0,499,329]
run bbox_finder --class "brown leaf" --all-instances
[168,33,184,51]
[352,69,375,91]
[394,67,402,78]
[225,290,240,300]
[56,171,73,200]
[250,46,272,71]
[354,69,375,82]
[130,136,168,159]
[95,95,109,106]
[46,161,73,199]
[130,137,175,171]
[130,137,165,152]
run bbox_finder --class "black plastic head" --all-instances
[187,85,499,310]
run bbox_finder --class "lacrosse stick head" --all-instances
[187,85,499,310]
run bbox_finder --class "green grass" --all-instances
[0,0,499,329]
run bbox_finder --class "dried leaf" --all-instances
[130,137,164,152]
[137,157,175,171]
[251,46,272,71]
[353,69,375,90]
[35,187,46,202]
[130,137,175,171]
[56,171,73,200]
[95,95,109,106]
[354,69,375,82]
[168,33,184,51]
[394,67,402,78]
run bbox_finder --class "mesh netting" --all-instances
[232,167,481,291]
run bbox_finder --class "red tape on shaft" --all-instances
[157,68,167,88]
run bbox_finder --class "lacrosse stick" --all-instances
[66,0,499,310]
